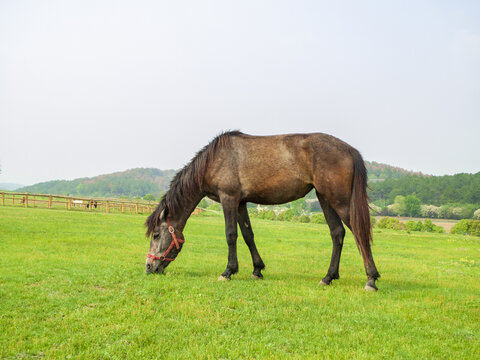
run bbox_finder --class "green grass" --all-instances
[1,207,479,359]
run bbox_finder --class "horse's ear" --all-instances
[145,205,168,237]
[159,208,167,221]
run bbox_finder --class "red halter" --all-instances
[146,218,185,262]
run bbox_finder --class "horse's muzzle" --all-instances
[145,262,165,274]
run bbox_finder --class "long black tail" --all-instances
[349,150,372,261]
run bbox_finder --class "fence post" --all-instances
[1,192,4,206]
[135,203,138,214]
[48,195,52,209]
[25,194,28,208]
[106,201,110,213]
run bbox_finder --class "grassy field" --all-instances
[1,207,479,359]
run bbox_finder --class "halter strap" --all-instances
[146,218,185,262]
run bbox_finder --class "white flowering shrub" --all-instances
[452,207,469,219]
[386,204,396,216]
[369,203,381,215]
[420,205,441,218]
[473,209,480,220]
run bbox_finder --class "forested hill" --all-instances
[17,168,176,198]
[16,163,478,210]
[369,172,480,206]
[16,161,417,198]
[365,161,425,181]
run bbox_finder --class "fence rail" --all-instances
[0,192,157,215]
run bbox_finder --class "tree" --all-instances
[451,220,471,235]
[311,213,327,224]
[308,200,322,212]
[376,217,406,230]
[197,198,208,209]
[422,219,435,232]
[406,220,423,231]
[405,195,421,217]
[277,209,295,221]
[389,195,407,216]
[143,194,155,201]
[289,198,307,215]
[258,210,276,220]
[76,183,86,196]
[298,215,310,223]
[207,203,222,211]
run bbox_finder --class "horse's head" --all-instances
[145,208,185,274]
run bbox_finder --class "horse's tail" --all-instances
[349,150,372,261]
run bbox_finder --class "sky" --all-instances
[1,0,479,186]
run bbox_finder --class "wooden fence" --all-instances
[0,192,157,215]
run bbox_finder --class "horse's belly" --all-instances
[242,178,313,205]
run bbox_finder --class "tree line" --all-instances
[368,172,480,219]
[13,166,480,220]
[369,172,480,206]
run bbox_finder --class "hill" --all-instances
[0,183,24,191]
[17,168,176,198]
[16,161,417,199]
[14,163,480,219]
[18,161,477,209]
[365,161,425,181]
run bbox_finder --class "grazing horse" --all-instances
[145,131,380,290]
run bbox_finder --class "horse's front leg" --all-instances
[238,202,265,279]
[218,195,239,280]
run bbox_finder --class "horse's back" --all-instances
[205,132,356,205]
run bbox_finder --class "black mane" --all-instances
[145,130,242,236]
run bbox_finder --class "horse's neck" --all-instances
[174,193,205,232]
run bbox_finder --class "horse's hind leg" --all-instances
[238,202,265,279]
[328,202,380,291]
[317,193,345,286]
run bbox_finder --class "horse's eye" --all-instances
[153,233,160,240]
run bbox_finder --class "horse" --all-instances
[145,131,380,291]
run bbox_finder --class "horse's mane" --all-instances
[145,130,242,237]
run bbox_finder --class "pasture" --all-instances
[1,207,479,359]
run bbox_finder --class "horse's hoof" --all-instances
[364,284,378,291]
[251,274,263,280]
[319,280,330,286]
[218,275,230,281]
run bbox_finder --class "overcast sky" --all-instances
[1,1,479,186]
